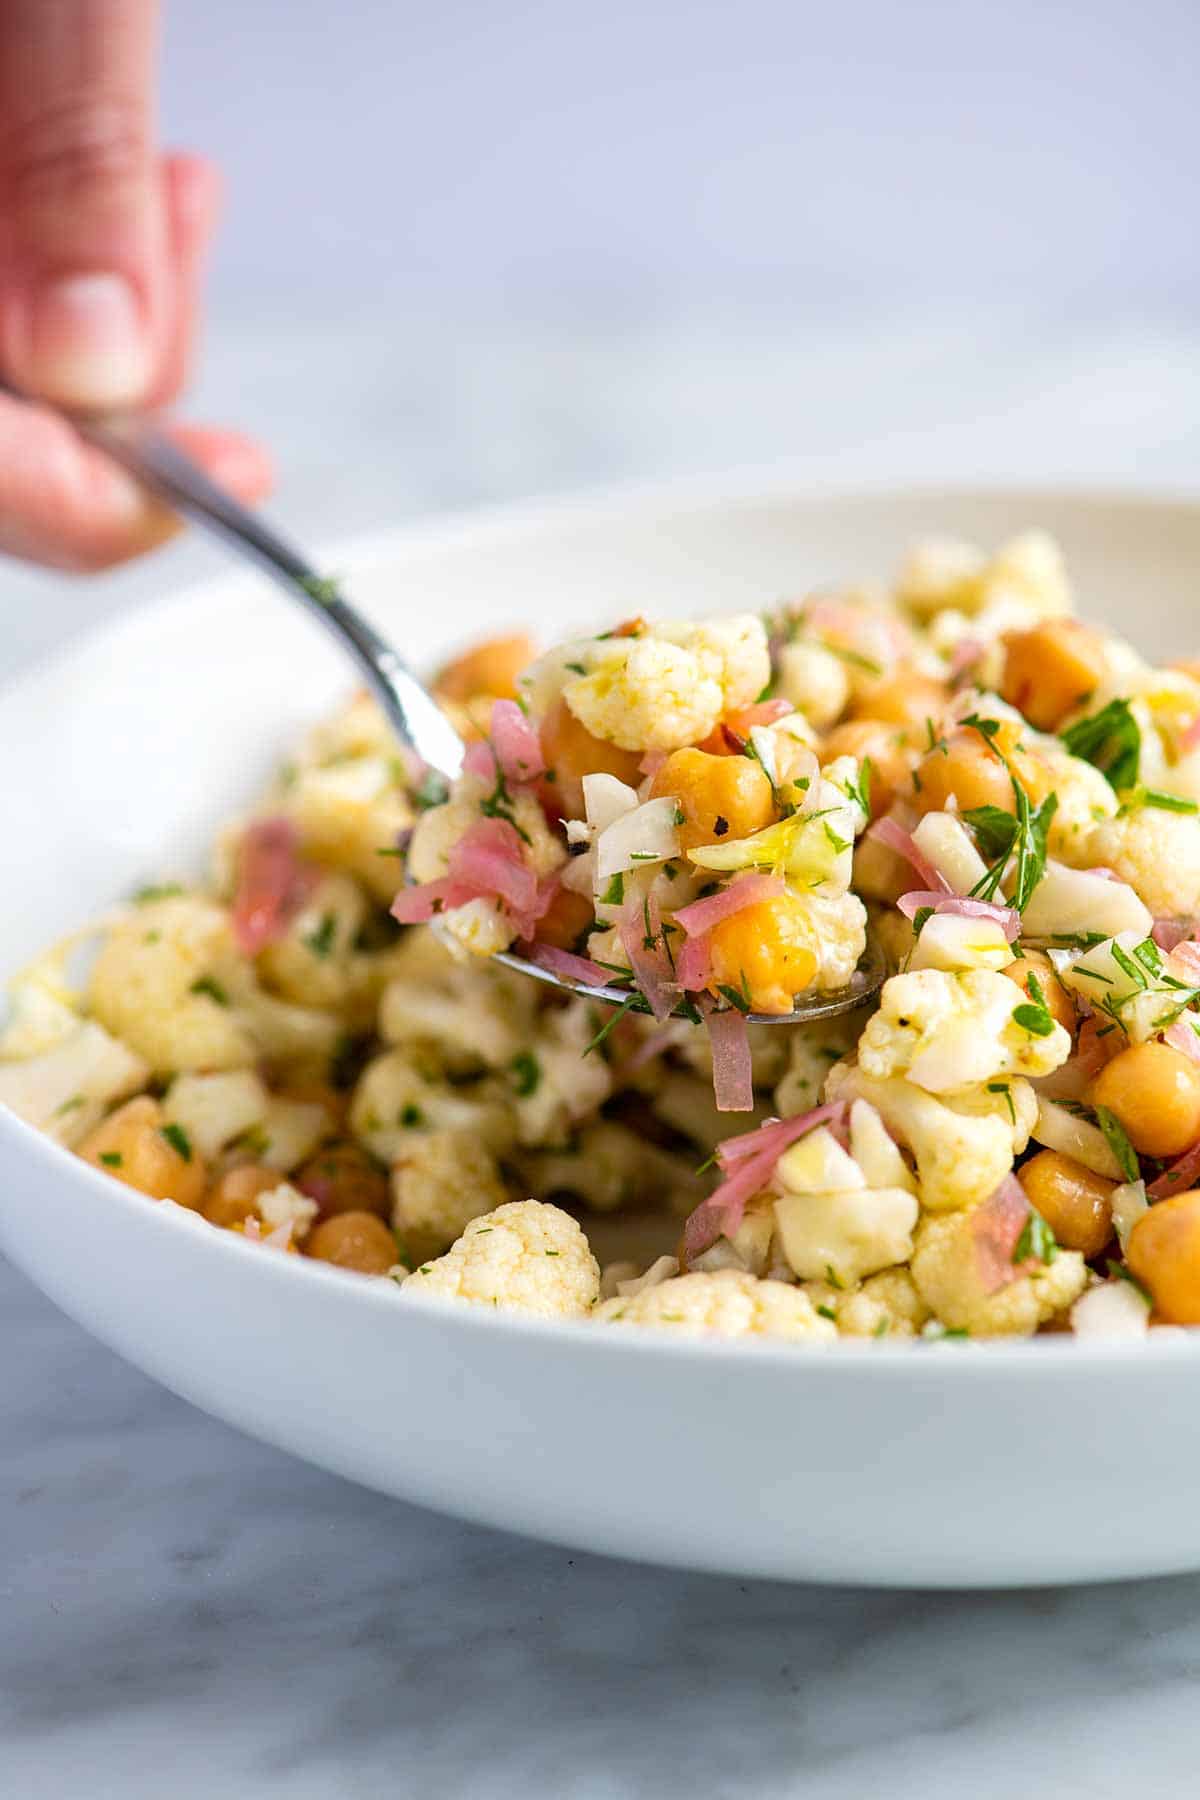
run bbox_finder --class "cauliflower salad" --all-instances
[7,530,1200,1345]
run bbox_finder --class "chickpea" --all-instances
[1127,1190,1200,1324]
[294,1140,390,1221]
[1001,949,1075,1034]
[913,720,1047,817]
[820,720,915,818]
[708,893,818,1015]
[850,669,948,731]
[650,748,776,852]
[533,885,594,951]
[434,633,537,704]
[306,1210,399,1275]
[1089,1041,1200,1160]
[539,696,644,818]
[1000,620,1106,731]
[203,1163,283,1229]
[79,1095,208,1209]
[1019,1150,1115,1257]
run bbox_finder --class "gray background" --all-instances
[6,3,1200,1794]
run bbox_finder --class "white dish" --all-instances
[4,476,1200,1588]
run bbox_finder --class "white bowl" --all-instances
[5,477,1200,1589]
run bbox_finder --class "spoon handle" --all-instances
[5,387,466,781]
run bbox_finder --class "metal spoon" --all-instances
[26,393,884,1023]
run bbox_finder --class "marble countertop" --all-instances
[5,305,1200,1796]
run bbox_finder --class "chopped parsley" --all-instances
[509,1050,541,1097]
[189,974,229,1006]
[399,1103,425,1128]
[839,759,873,816]
[304,912,338,958]
[1014,1206,1058,1266]
[820,640,882,676]
[133,882,184,904]
[99,1151,123,1168]
[160,1123,193,1163]
[1094,1105,1140,1182]
[53,1095,84,1118]
[824,1264,845,1291]
[564,661,587,676]
[414,769,450,811]
[986,1080,1017,1125]
[961,715,1056,910]
[599,871,625,907]
[478,754,532,845]
[1012,971,1056,1038]
[816,1303,838,1322]
[1060,697,1140,791]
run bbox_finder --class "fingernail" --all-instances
[19,273,153,410]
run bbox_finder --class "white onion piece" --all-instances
[1111,1179,1149,1250]
[583,773,639,835]
[595,797,681,880]
[1033,1096,1124,1181]
[1071,1280,1150,1339]
[1023,862,1152,941]
[911,811,989,897]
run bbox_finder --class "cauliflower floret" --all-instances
[378,939,536,1073]
[775,641,849,728]
[0,1021,148,1146]
[270,754,414,903]
[404,1199,599,1318]
[805,890,870,991]
[255,873,371,1013]
[406,778,566,962]
[391,1128,510,1261]
[656,614,771,714]
[835,1269,930,1339]
[1036,743,1118,862]
[895,538,987,617]
[911,1211,1087,1337]
[857,969,1070,1093]
[510,999,613,1147]
[773,1184,919,1286]
[594,1269,836,1341]
[827,1063,1036,1212]
[89,896,256,1074]
[563,635,724,753]
[432,896,516,961]
[350,1046,514,1165]
[1087,803,1200,918]
[257,1181,318,1242]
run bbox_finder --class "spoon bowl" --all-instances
[11,387,885,1025]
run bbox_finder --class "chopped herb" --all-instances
[716,982,751,1014]
[509,1050,541,1097]
[673,805,687,826]
[99,1151,123,1168]
[824,1264,845,1291]
[1013,974,1056,1038]
[963,805,1019,862]
[912,906,934,937]
[399,1103,424,1128]
[133,882,184,904]
[821,641,882,676]
[987,1081,1017,1126]
[189,974,229,1005]
[414,769,450,811]
[1110,941,1150,992]
[544,1249,560,1257]
[1118,785,1199,816]
[160,1123,192,1162]
[816,1304,838,1321]
[565,661,587,675]
[478,755,532,845]
[1060,697,1140,791]
[839,759,873,816]
[942,1327,971,1341]
[304,913,338,959]
[823,821,851,854]
[961,717,1056,910]
[1014,1206,1058,1266]
[873,1318,890,1338]
[599,871,626,907]
[1132,937,1163,979]
[298,573,341,606]
[583,993,645,1056]
[53,1095,84,1118]
[1095,1105,1140,1182]
[1048,930,1109,949]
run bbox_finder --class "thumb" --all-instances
[0,0,167,411]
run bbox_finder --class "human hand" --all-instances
[0,0,271,570]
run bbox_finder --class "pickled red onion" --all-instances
[897,890,1020,941]
[867,816,952,892]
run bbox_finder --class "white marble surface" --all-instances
[5,305,1200,1796]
